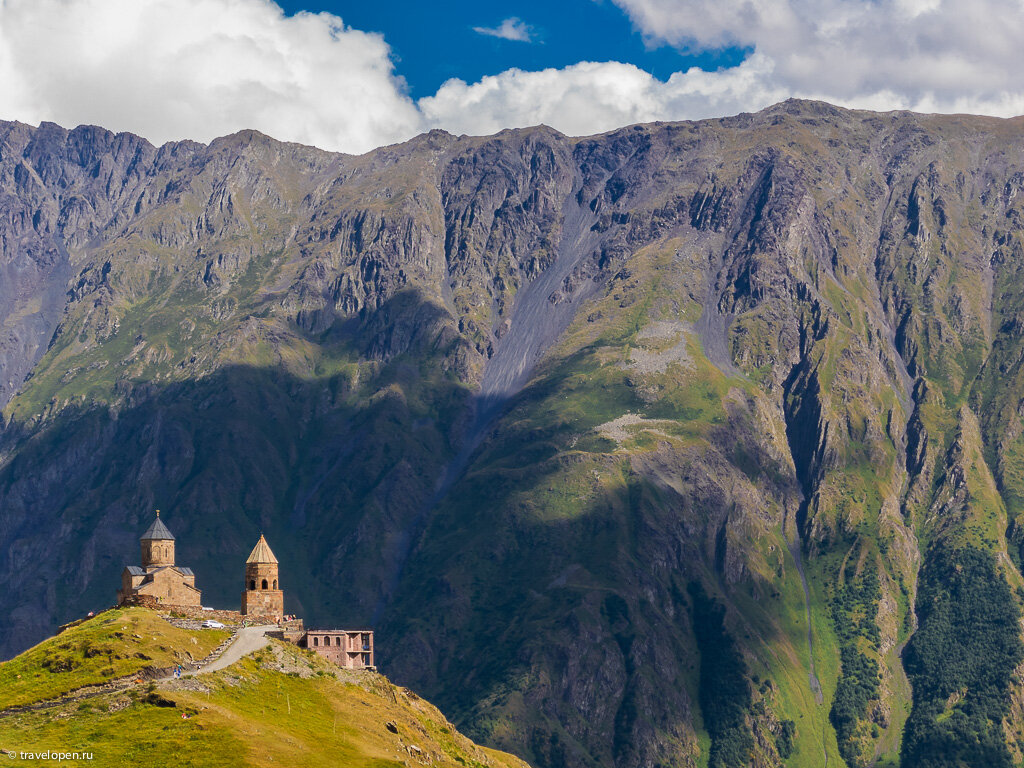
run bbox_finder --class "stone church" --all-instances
[241,534,284,621]
[117,512,201,606]
[114,517,374,668]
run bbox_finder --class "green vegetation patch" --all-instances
[689,582,755,768]
[900,546,1024,768]
[828,552,883,768]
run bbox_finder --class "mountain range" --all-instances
[3,99,1024,767]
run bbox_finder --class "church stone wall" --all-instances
[141,539,174,568]
[244,562,279,591]
[138,570,201,606]
[241,588,283,619]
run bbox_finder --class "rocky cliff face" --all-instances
[3,101,1024,767]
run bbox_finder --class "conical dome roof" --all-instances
[141,511,175,541]
[246,534,278,564]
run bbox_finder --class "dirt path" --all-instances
[186,626,274,676]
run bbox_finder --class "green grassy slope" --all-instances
[0,608,228,710]
[0,609,529,768]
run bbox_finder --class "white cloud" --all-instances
[0,0,1022,157]
[420,57,784,137]
[0,0,421,154]
[610,0,1024,116]
[472,17,534,43]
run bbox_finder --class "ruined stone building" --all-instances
[117,512,201,607]
[241,534,284,621]
[302,629,374,668]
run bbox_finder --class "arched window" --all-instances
[273,579,277,590]
[335,636,341,646]
[261,579,268,590]
[249,580,256,590]
[313,636,319,647]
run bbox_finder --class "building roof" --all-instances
[143,565,194,577]
[125,565,146,576]
[246,534,278,564]
[141,512,175,541]
[307,629,373,634]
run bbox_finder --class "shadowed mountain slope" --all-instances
[4,100,1024,767]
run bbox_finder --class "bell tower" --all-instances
[140,510,175,568]
[241,534,283,620]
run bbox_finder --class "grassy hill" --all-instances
[0,608,531,768]
[0,608,229,710]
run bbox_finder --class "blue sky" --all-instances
[274,0,747,99]
[0,0,1021,154]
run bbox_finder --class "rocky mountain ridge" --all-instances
[3,100,1024,767]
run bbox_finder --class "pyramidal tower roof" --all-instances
[246,534,278,564]
[141,511,175,541]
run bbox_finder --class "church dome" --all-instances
[246,534,278,564]
[141,511,175,541]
